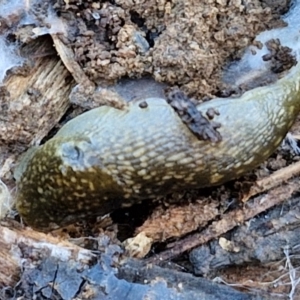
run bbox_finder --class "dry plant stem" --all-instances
[242,160,300,202]
[146,181,299,264]
[0,225,95,287]
[284,247,300,299]
[52,34,95,89]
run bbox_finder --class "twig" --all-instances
[242,160,300,202]
[51,34,95,89]
[145,181,299,264]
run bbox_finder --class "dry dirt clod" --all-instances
[53,0,289,99]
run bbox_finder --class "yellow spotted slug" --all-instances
[15,60,300,231]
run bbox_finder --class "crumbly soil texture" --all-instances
[53,0,289,98]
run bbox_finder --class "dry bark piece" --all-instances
[190,196,300,276]
[119,259,270,300]
[69,83,128,110]
[0,224,263,300]
[146,179,299,264]
[0,37,74,146]
[0,225,96,287]
[124,199,219,258]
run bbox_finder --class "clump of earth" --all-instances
[54,0,290,99]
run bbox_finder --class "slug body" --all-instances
[16,62,300,231]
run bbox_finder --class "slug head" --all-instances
[16,137,125,231]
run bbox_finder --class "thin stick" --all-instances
[145,181,298,264]
[242,160,300,202]
[52,34,95,89]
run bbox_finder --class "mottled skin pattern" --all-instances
[16,61,300,231]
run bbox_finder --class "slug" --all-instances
[16,60,300,232]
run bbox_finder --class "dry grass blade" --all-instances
[283,246,300,299]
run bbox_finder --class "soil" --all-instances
[53,0,289,98]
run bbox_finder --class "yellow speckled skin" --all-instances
[16,62,300,231]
